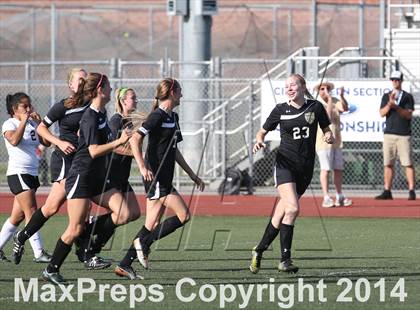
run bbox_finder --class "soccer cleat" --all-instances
[84,256,112,270]
[0,250,11,262]
[278,259,299,274]
[42,268,67,285]
[408,190,416,201]
[12,231,25,265]
[334,197,352,207]
[249,246,262,274]
[322,196,335,208]
[375,190,393,200]
[33,250,52,263]
[133,238,149,269]
[114,265,144,280]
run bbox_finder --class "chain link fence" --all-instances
[0,58,419,193]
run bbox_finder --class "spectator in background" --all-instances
[375,71,416,200]
[315,81,352,208]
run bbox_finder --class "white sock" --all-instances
[336,193,344,200]
[28,231,44,258]
[0,218,18,250]
[323,195,331,200]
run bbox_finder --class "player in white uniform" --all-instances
[0,92,51,263]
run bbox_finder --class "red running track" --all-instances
[0,193,419,218]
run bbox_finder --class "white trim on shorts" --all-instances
[274,164,278,187]
[55,157,66,182]
[17,174,30,191]
[150,181,160,200]
[67,174,80,199]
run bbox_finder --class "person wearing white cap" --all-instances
[375,70,416,200]
[314,81,352,208]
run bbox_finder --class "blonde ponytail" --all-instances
[115,88,124,114]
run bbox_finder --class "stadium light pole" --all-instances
[50,3,56,109]
[173,0,216,172]
[359,0,365,53]
[310,0,317,46]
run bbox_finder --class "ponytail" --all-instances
[115,88,124,114]
[152,78,179,112]
[124,111,148,133]
[152,97,159,111]
[304,88,315,100]
[64,77,87,108]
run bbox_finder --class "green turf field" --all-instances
[0,214,419,310]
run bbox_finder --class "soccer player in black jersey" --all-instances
[114,78,205,280]
[75,87,143,264]
[249,74,334,274]
[42,73,135,285]
[108,87,138,193]
[12,68,88,264]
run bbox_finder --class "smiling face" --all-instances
[122,89,137,113]
[285,76,304,102]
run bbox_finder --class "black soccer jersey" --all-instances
[263,99,330,171]
[108,113,133,184]
[68,106,112,180]
[138,108,183,187]
[42,99,89,147]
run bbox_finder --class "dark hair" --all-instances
[6,92,31,116]
[152,78,180,111]
[64,72,108,109]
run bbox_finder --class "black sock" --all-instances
[18,208,48,244]
[47,238,72,273]
[119,225,152,266]
[77,213,110,241]
[255,221,280,253]
[136,225,151,240]
[143,216,183,249]
[80,213,111,237]
[85,214,117,258]
[280,223,294,262]
[119,243,137,267]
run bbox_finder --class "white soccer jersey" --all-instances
[2,118,39,176]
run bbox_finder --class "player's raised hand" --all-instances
[339,86,345,97]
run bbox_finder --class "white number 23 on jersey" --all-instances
[292,126,309,140]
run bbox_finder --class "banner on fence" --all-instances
[261,80,411,142]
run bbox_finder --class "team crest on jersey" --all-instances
[304,112,315,124]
